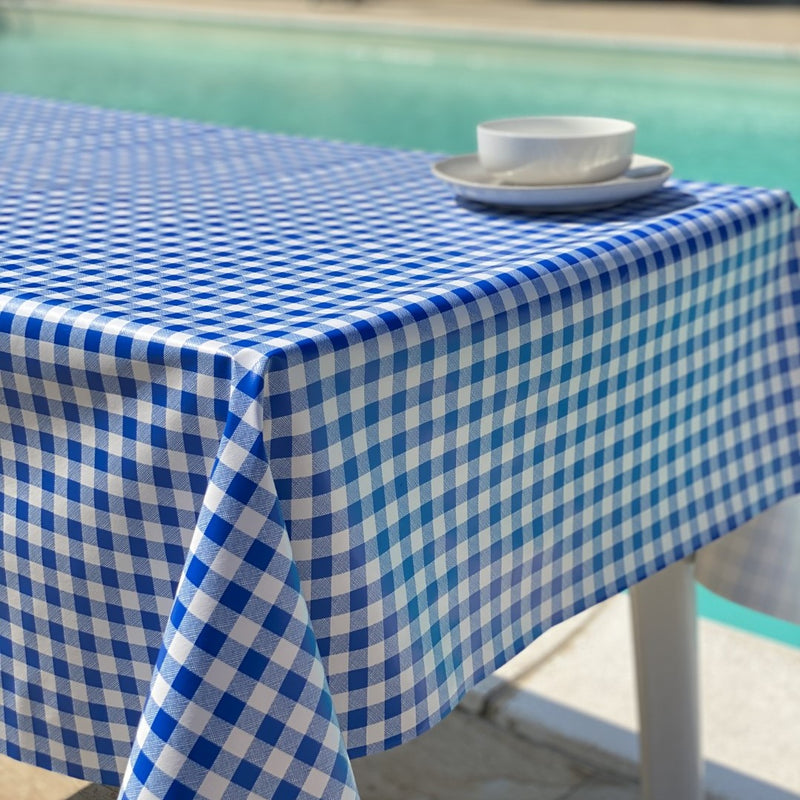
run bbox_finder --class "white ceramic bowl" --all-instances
[477,116,636,186]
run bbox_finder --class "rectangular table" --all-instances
[0,94,799,800]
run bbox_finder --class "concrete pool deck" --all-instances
[39,0,800,53]
[2,1,800,798]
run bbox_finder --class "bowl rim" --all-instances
[477,116,636,140]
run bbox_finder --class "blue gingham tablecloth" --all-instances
[696,496,800,624]
[1,94,799,800]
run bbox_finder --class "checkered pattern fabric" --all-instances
[1,93,799,800]
[696,496,800,624]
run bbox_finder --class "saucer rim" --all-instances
[430,153,673,211]
[431,153,672,192]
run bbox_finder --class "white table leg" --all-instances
[629,558,703,800]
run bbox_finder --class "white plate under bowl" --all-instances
[431,153,673,211]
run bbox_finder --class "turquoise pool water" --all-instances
[1,8,799,647]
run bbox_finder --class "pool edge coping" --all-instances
[17,0,800,62]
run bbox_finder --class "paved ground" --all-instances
[49,0,800,51]
[0,709,643,800]
[353,709,643,800]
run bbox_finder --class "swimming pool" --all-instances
[1,6,799,647]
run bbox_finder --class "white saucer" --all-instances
[431,153,673,211]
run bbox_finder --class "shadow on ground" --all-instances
[66,786,117,800]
